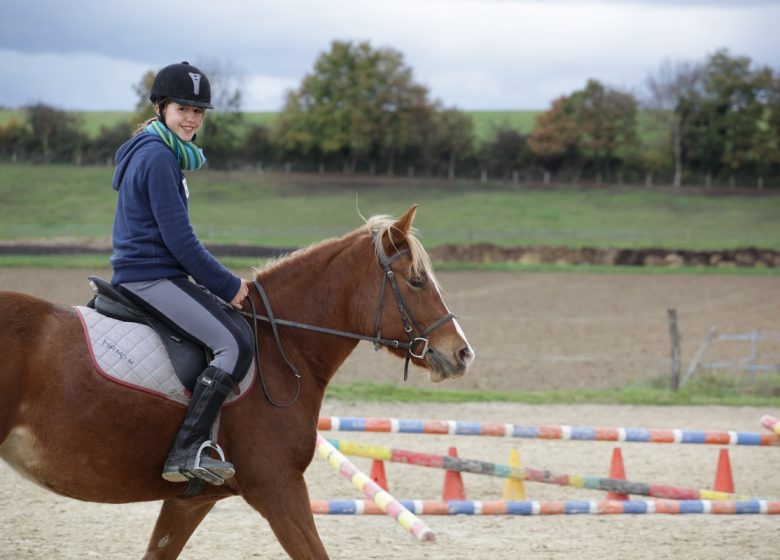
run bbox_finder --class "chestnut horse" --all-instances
[0,206,474,559]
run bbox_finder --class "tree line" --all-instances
[1,41,778,187]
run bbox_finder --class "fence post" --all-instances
[645,173,652,188]
[480,169,487,184]
[668,308,681,391]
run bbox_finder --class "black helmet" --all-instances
[150,61,213,109]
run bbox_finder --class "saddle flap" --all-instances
[87,276,208,391]
[74,306,255,406]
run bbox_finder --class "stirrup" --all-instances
[191,440,234,485]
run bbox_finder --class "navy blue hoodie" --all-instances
[110,132,240,303]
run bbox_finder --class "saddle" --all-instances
[86,276,208,392]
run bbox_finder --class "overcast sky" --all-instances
[1,0,778,112]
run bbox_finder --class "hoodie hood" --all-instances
[112,132,163,191]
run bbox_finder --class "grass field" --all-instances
[0,163,778,251]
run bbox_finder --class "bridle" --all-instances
[241,227,456,407]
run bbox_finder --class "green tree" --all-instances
[425,108,475,179]
[479,126,531,178]
[571,80,638,177]
[275,40,437,172]
[198,88,244,168]
[0,117,31,161]
[132,69,156,123]
[644,59,705,186]
[528,95,581,173]
[529,80,638,179]
[25,103,85,163]
[86,120,134,164]
[678,49,777,180]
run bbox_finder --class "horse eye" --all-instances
[408,276,425,289]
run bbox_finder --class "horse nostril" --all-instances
[457,346,475,367]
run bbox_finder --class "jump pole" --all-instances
[314,434,435,542]
[328,438,762,502]
[311,499,780,516]
[318,416,780,447]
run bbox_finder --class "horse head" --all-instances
[362,205,475,382]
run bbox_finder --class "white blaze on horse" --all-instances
[0,206,474,559]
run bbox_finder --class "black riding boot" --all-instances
[162,366,236,485]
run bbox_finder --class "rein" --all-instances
[240,229,455,407]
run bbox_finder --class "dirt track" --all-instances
[1,268,779,559]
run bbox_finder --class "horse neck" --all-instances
[253,234,373,385]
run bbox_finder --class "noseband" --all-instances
[241,228,456,406]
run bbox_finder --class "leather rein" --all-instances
[240,229,456,407]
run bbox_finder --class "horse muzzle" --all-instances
[425,344,475,383]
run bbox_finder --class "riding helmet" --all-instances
[150,61,213,109]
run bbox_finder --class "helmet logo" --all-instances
[188,73,201,95]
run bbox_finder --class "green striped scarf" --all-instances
[144,120,207,170]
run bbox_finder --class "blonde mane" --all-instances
[365,215,439,289]
[255,214,438,289]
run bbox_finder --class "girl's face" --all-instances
[158,101,205,142]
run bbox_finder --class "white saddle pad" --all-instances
[74,306,255,406]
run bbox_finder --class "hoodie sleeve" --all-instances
[144,151,241,302]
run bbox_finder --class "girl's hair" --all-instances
[133,98,170,135]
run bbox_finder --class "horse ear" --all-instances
[392,204,418,236]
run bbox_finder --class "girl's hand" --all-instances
[231,279,250,309]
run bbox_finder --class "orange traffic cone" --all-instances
[370,459,389,491]
[713,448,734,493]
[606,447,629,501]
[442,447,466,500]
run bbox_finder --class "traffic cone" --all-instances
[502,448,526,500]
[713,448,734,493]
[442,447,466,500]
[370,459,389,491]
[606,447,629,501]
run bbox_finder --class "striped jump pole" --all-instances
[318,416,780,447]
[328,438,762,502]
[315,434,435,542]
[311,499,780,516]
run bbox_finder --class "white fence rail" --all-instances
[684,328,780,385]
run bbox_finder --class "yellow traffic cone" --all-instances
[502,448,526,500]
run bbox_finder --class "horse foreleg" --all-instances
[142,497,217,560]
[245,476,329,560]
